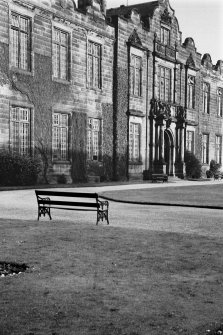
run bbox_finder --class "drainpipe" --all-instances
[126,42,131,181]
[145,49,150,170]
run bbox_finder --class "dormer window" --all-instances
[161,26,170,45]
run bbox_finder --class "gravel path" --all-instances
[0,182,223,239]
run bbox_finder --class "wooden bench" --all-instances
[35,190,109,225]
[151,174,168,183]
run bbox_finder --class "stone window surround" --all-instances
[129,46,144,98]
[215,134,222,164]
[160,24,170,46]
[87,117,103,162]
[201,132,209,165]
[51,108,71,163]
[202,81,210,114]
[9,3,35,76]
[129,115,142,164]
[9,101,34,156]
[52,21,73,84]
[86,33,104,91]
[217,87,223,117]
[186,127,195,153]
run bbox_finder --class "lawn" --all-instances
[1,214,223,335]
[100,183,223,208]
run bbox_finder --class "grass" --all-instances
[100,183,223,207]
[1,213,223,335]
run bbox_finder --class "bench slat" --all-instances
[35,190,98,198]
[38,200,99,208]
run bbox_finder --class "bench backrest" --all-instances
[35,190,100,209]
[35,190,99,199]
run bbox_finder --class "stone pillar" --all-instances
[155,124,159,161]
[159,124,164,161]
[178,127,181,161]
[180,127,185,162]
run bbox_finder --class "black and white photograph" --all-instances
[0,0,223,334]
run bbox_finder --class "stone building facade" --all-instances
[0,0,222,183]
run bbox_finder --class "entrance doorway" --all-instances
[164,130,174,176]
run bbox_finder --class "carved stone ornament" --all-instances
[186,53,196,68]
[150,99,172,119]
[161,8,172,25]
[128,29,142,46]
[59,0,76,10]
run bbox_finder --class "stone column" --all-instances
[178,127,181,161]
[159,124,164,161]
[155,124,159,161]
[181,127,185,162]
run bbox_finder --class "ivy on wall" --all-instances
[0,47,73,182]
[113,66,129,180]
[71,111,87,182]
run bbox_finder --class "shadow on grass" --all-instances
[0,218,223,334]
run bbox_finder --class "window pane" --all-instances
[87,118,101,160]
[217,88,222,117]
[12,14,19,27]
[131,55,142,96]
[20,32,28,70]
[216,136,222,164]
[20,17,29,32]
[60,46,67,80]
[11,29,19,67]
[53,44,60,78]
[203,83,210,114]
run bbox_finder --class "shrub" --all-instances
[206,160,221,178]
[57,174,67,184]
[210,159,221,174]
[184,151,202,179]
[0,151,41,186]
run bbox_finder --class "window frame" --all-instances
[129,122,141,162]
[87,40,102,90]
[215,135,222,164]
[130,54,142,97]
[217,88,223,117]
[186,130,194,154]
[87,118,102,161]
[158,66,172,102]
[10,106,31,155]
[52,112,69,162]
[10,11,32,72]
[203,82,210,114]
[187,75,195,109]
[202,133,209,165]
[160,25,170,45]
[52,27,70,81]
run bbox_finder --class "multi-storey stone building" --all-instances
[0,0,222,183]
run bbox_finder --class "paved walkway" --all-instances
[0,178,223,238]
